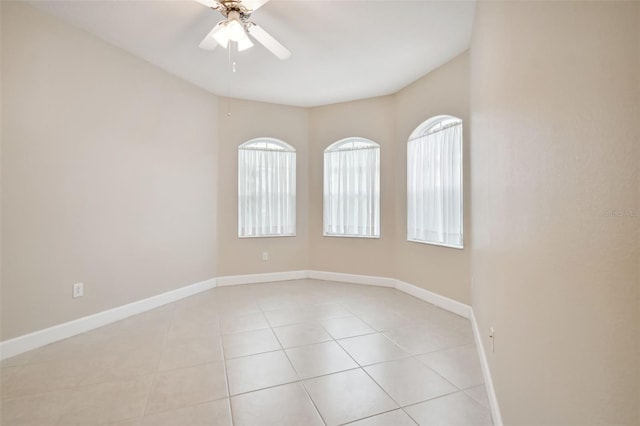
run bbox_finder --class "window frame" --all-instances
[407,115,464,249]
[323,137,381,239]
[238,137,296,239]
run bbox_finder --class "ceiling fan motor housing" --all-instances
[217,1,252,19]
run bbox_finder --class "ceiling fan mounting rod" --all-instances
[215,1,252,19]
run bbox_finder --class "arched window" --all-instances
[407,115,463,248]
[324,137,380,238]
[238,138,296,238]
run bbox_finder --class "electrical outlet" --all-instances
[262,251,269,261]
[489,326,495,353]
[72,282,84,298]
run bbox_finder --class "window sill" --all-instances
[239,233,296,239]
[407,238,464,250]
[323,233,381,239]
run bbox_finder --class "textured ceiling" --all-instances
[28,0,476,107]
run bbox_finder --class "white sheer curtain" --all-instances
[324,144,380,237]
[238,144,296,237]
[407,122,463,247]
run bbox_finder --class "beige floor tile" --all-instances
[222,328,281,359]
[1,352,34,369]
[321,316,376,339]
[157,336,223,371]
[106,306,174,336]
[226,351,298,395]
[220,312,270,334]
[306,304,352,321]
[347,409,417,426]
[142,399,232,426]
[265,304,350,327]
[0,365,22,394]
[382,325,454,355]
[24,333,97,364]
[404,391,492,426]
[286,341,358,379]
[264,307,316,327]
[365,358,457,406]
[2,356,112,398]
[56,375,153,425]
[337,333,410,366]
[215,301,262,317]
[392,303,447,323]
[303,369,398,426]
[80,347,162,386]
[359,309,412,331]
[342,299,388,316]
[417,344,484,389]
[273,322,332,348]
[1,390,73,426]
[146,362,228,415]
[424,309,473,335]
[464,385,491,409]
[108,418,142,426]
[172,304,220,324]
[107,417,142,426]
[167,318,220,339]
[231,382,324,426]
[93,330,167,360]
[258,294,304,311]
[431,325,474,347]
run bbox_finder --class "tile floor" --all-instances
[0,279,493,426]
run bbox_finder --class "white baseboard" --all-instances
[216,270,307,287]
[470,310,503,426]
[0,278,217,361]
[307,270,396,288]
[306,271,471,319]
[394,279,471,319]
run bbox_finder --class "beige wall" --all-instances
[308,97,396,277]
[1,2,218,340]
[394,52,471,304]
[470,1,640,424]
[306,54,471,303]
[216,98,309,276]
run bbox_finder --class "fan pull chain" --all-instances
[227,43,234,117]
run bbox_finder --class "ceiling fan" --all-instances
[195,0,291,60]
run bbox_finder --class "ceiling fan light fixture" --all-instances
[211,22,230,48]
[237,34,254,51]
[197,0,290,59]
[226,18,246,42]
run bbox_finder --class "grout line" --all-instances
[319,320,414,425]
[327,317,478,423]
[139,303,178,420]
[338,407,419,426]
[259,297,328,426]
[218,313,235,426]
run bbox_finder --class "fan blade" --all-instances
[198,22,225,50]
[247,23,291,59]
[242,0,270,12]
[194,0,220,9]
